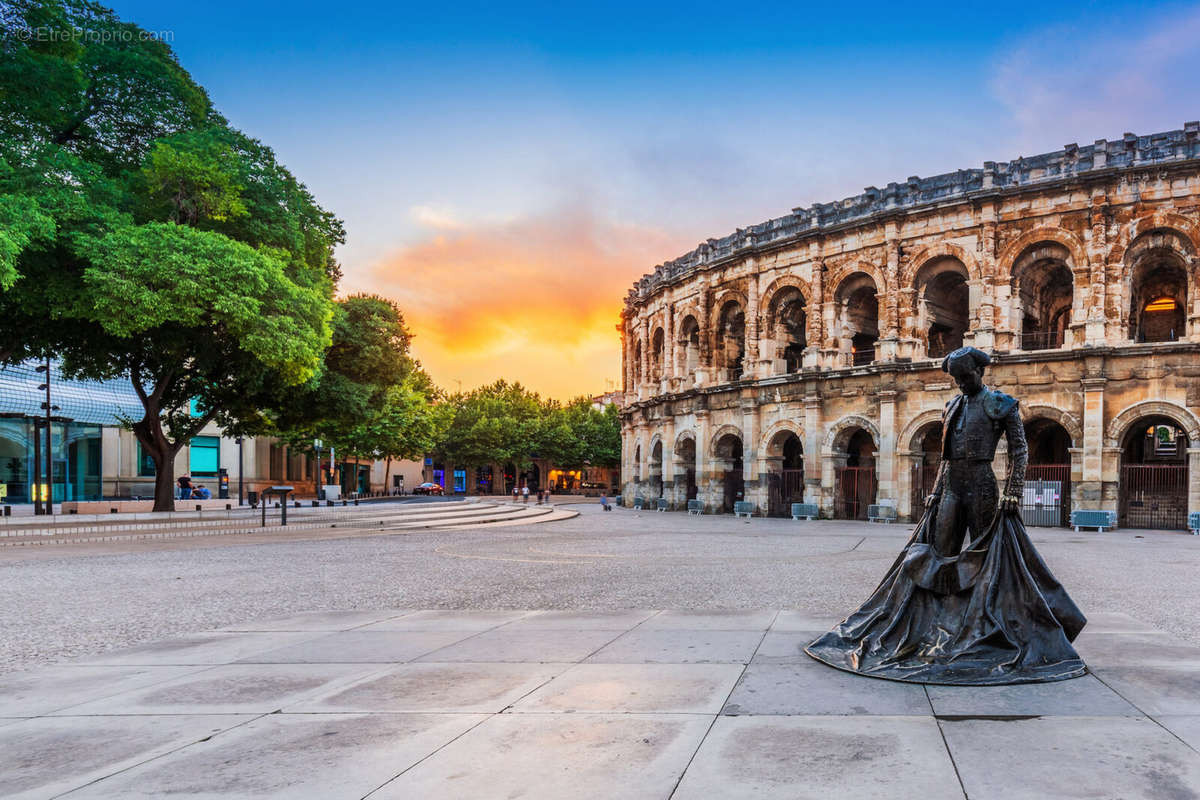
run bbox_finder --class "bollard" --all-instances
[110,508,118,514]
[195,504,202,512]
[225,503,232,511]
[311,500,319,507]
[3,505,9,516]
[326,500,333,507]
[69,509,77,514]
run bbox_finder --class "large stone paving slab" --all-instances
[50,663,380,715]
[500,609,659,630]
[1089,664,1200,715]
[0,714,253,799]
[413,627,622,662]
[73,631,325,666]
[358,609,531,631]
[0,664,206,716]
[370,713,712,800]
[511,663,744,714]
[926,673,1141,717]
[585,628,764,663]
[672,715,964,800]
[723,661,931,716]
[940,716,1200,800]
[217,609,413,631]
[288,662,569,713]
[238,630,477,663]
[638,610,777,630]
[64,712,486,799]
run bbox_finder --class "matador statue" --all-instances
[806,346,1087,684]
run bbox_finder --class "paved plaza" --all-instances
[1,505,1199,797]
[2,608,1200,798]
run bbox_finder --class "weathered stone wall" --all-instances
[620,125,1200,526]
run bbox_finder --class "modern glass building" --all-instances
[0,361,142,504]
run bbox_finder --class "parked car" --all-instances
[412,482,444,496]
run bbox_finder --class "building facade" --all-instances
[620,124,1200,530]
[0,361,419,505]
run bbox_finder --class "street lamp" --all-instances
[35,359,57,516]
[313,438,323,500]
[236,437,244,506]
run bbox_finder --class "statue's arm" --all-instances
[1001,405,1028,511]
[925,459,947,509]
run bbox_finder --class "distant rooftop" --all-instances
[629,123,1200,304]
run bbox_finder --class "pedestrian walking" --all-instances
[600,494,611,511]
[512,486,519,503]
[536,489,544,504]
[522,485,530,503]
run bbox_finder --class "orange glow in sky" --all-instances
[354,209,692,400]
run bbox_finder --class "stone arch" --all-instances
[828,260,888,299]
[1119,224,1195,341]
[761,419,805,457]
[902,241,982,286]
[898,408,946,453]
[911,254,972,359]
[709,424,745,457]
[759,275,811,316]
[998,227,1088,276]
[711,294,748,379]
[673,428,697,451]
[824,414,881,452]
[1109,211,1200,264]
[1105,401,1200,449]
[1009,241,1076,350]
[830,268,882,365]
[708,290,749,330]
[1021,405,1083,447]
[650,326,666,381]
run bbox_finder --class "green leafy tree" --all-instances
[0,1,341,510]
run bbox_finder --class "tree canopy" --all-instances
[0,0,343,509]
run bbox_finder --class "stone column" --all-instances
[665,303,676,387]
[695,410,711,512]
[878,234,900,361]
[804,258,824,368]
[1189,447,1200,516]
[742,399,762,514]
[661,417,675,508]
[1080,376,1107,510]
[877,389,897,504]
[804,393,823,512]
[745,267,761,376]
[640,318,651,398]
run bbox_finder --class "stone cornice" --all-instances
[627,123,1200,309]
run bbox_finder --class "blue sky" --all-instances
[107,0,1200,397]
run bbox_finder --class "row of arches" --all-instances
[629,221,1199,387]
[629,402,1197,529]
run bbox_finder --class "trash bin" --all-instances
[247,490,259,508]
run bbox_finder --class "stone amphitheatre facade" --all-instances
[619,124,1200,529]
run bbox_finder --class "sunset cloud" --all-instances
[365,209,691,399]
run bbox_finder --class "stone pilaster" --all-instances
[877,389,898,504]
[1080,376,1107,509]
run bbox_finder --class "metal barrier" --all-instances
[687,499,703,515]
[1070,509,1117,532]
[733,501,755,519]
[791,503,818,521]
[1189,511,1200,535]
[656,498,668,512]
[633,497,645,511]
[868,504,898,523]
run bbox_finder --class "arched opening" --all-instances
[715,301,746,380]
[1013,244,1073,351]
[1127,232,1190,343]
[916,257,970,359]
[908,422,942,516]
[503,461,518,494]
[673,435,697,501]
[1119,416,1190,530]
[713,432,744,513]
[765,430,804,517]
[648,439,664,499]
[1023,418,1073,527]
[834,426,877,520]
[835,273,879,366]
[650,327,665,383]
[766,287,807,373]
[676,315,700,380]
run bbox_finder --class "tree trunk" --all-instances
[130,398,178,513]
[383,457,392,495]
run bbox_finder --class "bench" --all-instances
[656,498,668,512]
[791,503,818,521]
[633,497,645,511]
[1070,509,1117,532]
[868,504,898,523]
[734,501,755,519]
[1189,511,1200,536]
[687,499,703,515]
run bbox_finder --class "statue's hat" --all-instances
[941,346,991,374]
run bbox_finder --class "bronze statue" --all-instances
[806,346,1087,684]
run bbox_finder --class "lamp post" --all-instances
[34,359,59,516]
[313,438,323,500]
[236,437,244,506]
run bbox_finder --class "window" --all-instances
[189,436,220,475]
[137,443,156,476]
